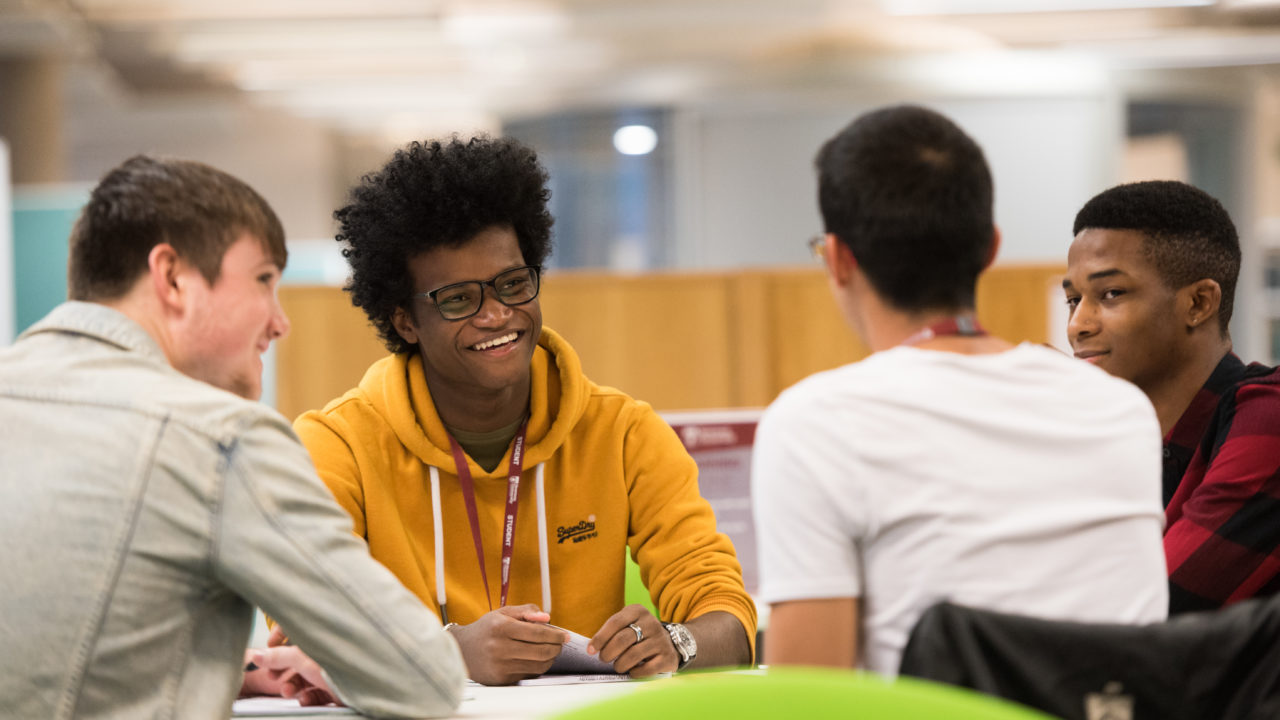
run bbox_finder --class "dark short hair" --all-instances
[68,155,286,301]
[816,105,994,313]
[336,135,554,354]
[1073,180,1240,331]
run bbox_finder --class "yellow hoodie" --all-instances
[295,327,756,651]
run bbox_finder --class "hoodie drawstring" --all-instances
[535,463,550,611]
[428,462,550,625]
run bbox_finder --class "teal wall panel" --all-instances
[12,187,88,335]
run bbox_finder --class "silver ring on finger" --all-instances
[628,622,644,643]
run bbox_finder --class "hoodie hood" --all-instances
[356,326,589,475]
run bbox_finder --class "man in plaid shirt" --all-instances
[1063,180,1280,614]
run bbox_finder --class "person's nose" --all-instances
[471,286,513,327]
[269,296,291,341]
[1066,298,1098,346]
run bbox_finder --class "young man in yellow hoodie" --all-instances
[295,136,755,686]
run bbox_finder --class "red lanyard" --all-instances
[446,421,528,610]
[899,316,987,347]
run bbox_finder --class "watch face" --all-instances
[666,623,696,665]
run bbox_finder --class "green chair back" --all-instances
[551,667,1055,719]
[623,550,657,616]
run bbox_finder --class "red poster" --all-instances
[664,409,762,594]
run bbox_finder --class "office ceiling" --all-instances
[3,0,1280,137]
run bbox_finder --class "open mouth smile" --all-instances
[470,331,520,352]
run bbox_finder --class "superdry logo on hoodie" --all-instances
[556,516,597,544]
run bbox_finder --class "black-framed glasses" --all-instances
[415,265,541,321]
[807,235,826,264]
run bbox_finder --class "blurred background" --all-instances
[3,0,1280,414]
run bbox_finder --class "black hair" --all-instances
[815,105,994,313]
[68,155,285,301]
[336,135,554,354]
[1073,180,1239,332]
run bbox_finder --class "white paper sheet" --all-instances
[513,626,672,686]
[544,625,616,675]
[231,697,356,716]
[516,673,632,686]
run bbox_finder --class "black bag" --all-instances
[898,598,1280,720]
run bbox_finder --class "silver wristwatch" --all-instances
[662,622,697,670]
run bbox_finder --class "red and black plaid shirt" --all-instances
[1164,352,1280,614]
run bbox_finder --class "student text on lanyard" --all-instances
[898,315,987,347]
[447,421,528,615]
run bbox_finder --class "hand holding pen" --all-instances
[239,625,341,706]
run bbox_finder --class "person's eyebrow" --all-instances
[1062,268,1123,290]
[1087,268,1123,282]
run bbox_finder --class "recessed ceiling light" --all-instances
[613,125,658,156]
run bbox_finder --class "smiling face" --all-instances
[1063,228,1190,394]
[174,233,290,400]
[394,225,541,421]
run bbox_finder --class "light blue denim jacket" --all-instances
[0,302,465,719]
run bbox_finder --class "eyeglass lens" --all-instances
[808,235,825,262]
[433,266,539,320]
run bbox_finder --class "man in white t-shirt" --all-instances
[751,105,1169,675]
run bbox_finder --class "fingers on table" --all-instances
[623,652,673,678]
[278,672,309,698]
[295,685,338,707]
[608,632,674,674]
[596,616,668,670]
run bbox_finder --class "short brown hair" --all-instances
[68,155,287,301]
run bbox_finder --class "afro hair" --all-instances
[336,135,554,354]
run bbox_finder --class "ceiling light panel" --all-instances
[881,0,1212,14]
[1217,0,1280,7]
[69,0,447,23]
[167,19,449,63]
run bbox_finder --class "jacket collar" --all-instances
[19,302,169,367]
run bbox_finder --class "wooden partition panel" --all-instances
[538,272,738,411]
[975,264,1066,348]
[751,269,870,405]
[276,287,388,422]
[275,264,1066,421]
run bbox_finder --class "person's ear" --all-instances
[148,243,185,311]
[392,306,420,346]
[983,225,1002,271]
[825,233,858,287]
[1182,278,1222,331]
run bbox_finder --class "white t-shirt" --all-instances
[752,343,1169,675]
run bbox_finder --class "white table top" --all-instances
[233,678,646,719]
[456,680,643,719]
